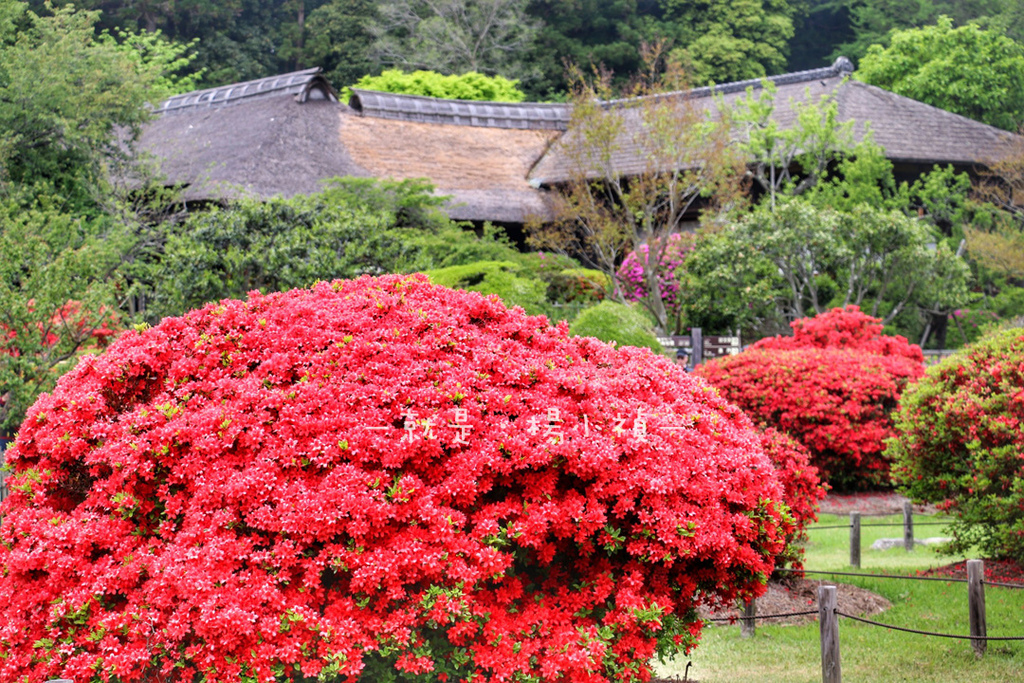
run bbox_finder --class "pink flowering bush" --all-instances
[698,307,924,491]
[617,234,695,326]
[0,274,789,683]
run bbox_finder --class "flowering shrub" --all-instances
[752,305,923,362]
[759,428,826,571]
[698,307,924,491]
[888,328,1024,563]
[0,274,789,683]
[617,234,695,323]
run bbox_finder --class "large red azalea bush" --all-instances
[0,274,790,683]
[758,428,826,571]
[698,306,924,491]
[888,328,1024,563]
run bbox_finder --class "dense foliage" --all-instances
[697,307,924,490]
[856,16,1024,131]
[0,275,790,683]
[889,328,1024,563]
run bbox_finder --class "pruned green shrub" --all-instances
[569,301,663,354]
[889,327,1024,561]
[424,260,548,316]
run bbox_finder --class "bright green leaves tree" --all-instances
[663,0,796,85]
[345,69,525,101]
[835,0,1017,62]
[856,16,1024,131]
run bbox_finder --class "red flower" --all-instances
[0,275,787,683]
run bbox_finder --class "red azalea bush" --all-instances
[758,428,826,571]
[752,305,923,362]
[0,274,789,683]
[888,328,1024,563]
[697,307,924,491]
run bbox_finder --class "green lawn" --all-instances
[654,513,1024,682]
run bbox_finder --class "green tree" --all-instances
[304,0,378,90]
[663,0,796,85]
[856,16,1024,131]
[683,199,972,338]
[0,3,195,212]
[835,0,1017,61]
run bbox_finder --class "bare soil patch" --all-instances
[697,577,891,627]
[819,490,938,516]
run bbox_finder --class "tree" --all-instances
[0,3,196,212]
[835,0,1017,62]
[303,0,379,90]
[368,0,540,78]
[856,16,1024,131]
[682,199,972,336]
[528,51,743,335]
[663,0,796,85]
[0,274,789,682]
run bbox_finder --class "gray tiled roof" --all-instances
[156,68,336,114]
[349,89,570,130]
[530,58,1016,185]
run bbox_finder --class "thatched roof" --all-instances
[529,58,1018,185]
[141,69,557,222]
[140,61,1019,224]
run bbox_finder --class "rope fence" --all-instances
[712,560,1022,682]
[835,610,1024,641]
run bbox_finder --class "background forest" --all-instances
[1,0,1023,435]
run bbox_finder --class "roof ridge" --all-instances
[157,67,329,114]
[603,57,856,107]
[348,89,571,130]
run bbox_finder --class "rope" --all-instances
[774,567,969,583]
[982,579,1024,590]
[836,611,1024,641]
[705,609,819,622]
[807,521,950,531]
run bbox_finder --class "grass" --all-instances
[654,513,1024,682]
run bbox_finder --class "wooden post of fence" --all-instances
[903,501,914,552]
[818,585,841,683]
[691,327,703,367]
[849,512,861,568]
[967,559,987,658]
[741,598,756,638]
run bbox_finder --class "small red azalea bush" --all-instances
[697,307,924,491]
[758,428,826,571]
[0,274,789,683]
[888,328,1024,563]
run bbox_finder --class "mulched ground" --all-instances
[819,490,937,516]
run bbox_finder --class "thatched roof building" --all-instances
[140,61,1019,225]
